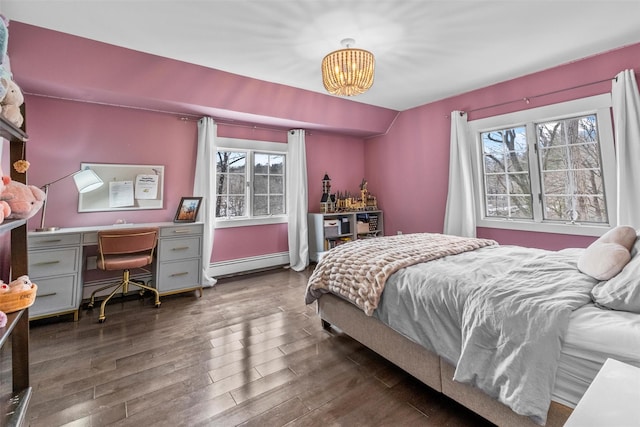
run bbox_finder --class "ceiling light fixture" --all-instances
[321,38,375,97]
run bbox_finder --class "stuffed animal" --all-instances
[0,165,10,224]
[9,275,31,292]
[0,77,23,127]
[1,180,45,220]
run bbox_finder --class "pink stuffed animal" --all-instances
[0,165,11,223]
[1,180,46,220]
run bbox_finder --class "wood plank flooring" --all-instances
[25,267,494,426]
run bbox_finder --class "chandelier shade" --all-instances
[321,39,375,97]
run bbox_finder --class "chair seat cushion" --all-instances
[98,254,153,271]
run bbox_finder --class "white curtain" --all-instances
[194,117,217,287]
[443,111,477,237]
[287,129,309,271]
[612,70,640,229]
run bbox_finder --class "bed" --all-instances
[305,229,640,426]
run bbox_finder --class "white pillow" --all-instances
[577,226,636,280]
[591,248,640,313]
[578,242,632,281]
[595,225,637,249]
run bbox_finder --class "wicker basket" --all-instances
[0,284,37,314]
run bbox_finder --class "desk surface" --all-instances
[29,221,203,235]
[564,358,640,427]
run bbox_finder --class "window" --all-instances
[215,137,287,228]
[470,94,616,236]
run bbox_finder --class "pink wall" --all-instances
[24,96,197,229]
[368,42,640,250]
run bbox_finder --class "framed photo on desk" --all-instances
[174,197,202,223]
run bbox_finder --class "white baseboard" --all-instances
[209,251,290,278]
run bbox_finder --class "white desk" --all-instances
[27,222,204,321]
[564,358,640,427]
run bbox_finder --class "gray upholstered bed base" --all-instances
[317,293,572,427]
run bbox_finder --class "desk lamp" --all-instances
[36,168,103,232]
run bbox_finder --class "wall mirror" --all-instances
[78,163,164,212]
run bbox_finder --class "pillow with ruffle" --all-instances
[578,226,636,280]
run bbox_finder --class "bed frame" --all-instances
[317,293,573,427]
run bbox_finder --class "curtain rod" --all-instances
[459,75,617,116]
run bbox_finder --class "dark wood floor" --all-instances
[25,267,494,427]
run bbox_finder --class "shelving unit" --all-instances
[0,114,31,426]
[308,210,383,262]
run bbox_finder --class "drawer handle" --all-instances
[171,246,190,251]
[34,260,61,266]
[173,230,190,234]
[39,292,57,298]
[39,239,63,244]
[169,272,189,277]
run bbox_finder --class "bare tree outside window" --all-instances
[480,114,607,224]
[536,114,607,223]
[216,151,246,218]
[216,149,287,219]
[481,126,533,219]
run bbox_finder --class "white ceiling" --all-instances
[2,0,640,111]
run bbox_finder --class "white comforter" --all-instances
[374,245,598,425]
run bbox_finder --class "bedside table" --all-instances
[564,358,640,427]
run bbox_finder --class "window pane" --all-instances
[536,114,607,223]
[226,196,246,217]
[485,174,506,194]
[270,195,284,214]
[217,151,246,173]
[254,175,268,194]
[253,195,268,216]
[485,195,508,217]
[509,196,532,219]
[254,153,269,174]
[217,175,228,195]
[252,152,286,217]
[229,174,246,194]
[484,154,504,173]
[481,126,531,218]
[216,196,227,217]
[269,176,283,193]
[270,155,284,174]
[508,173,530,194]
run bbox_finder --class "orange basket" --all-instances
[0,284,37,314]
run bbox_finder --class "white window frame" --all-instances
[469,94,616,237]
[215,137,288,228]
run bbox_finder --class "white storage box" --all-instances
[324,219,340,237]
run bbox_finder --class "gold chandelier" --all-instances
[321,38,375,97]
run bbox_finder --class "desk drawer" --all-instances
[159,237,201,261]
[160,224,203,237]
[157,259,200,293]
[28,233,82,249]
[29,248,80,277]
[30,275,77,317]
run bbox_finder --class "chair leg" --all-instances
[98,281,127,323]
[133,281,161,308]
[87,281,125,309]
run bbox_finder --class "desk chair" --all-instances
[87,227,161,323]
